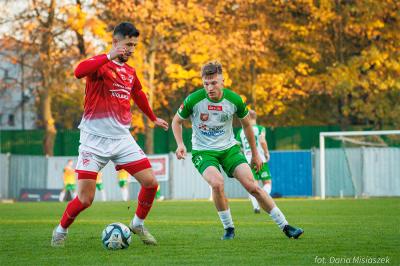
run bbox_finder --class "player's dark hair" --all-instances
[113,22,140,38]
[201,61,223,77]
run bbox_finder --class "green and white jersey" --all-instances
[235,124,267,163]
[177,88,249,151]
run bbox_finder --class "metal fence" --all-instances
[0,150,313,201]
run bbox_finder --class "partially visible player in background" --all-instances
[118,169,130,201]
[236,110,272,213]
[59,159,77,202]
[51,22,169,247]
[155,184,164,201]
[96,172,107,202]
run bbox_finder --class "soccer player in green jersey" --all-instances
[172,61,303,240]
[236,110,272,214]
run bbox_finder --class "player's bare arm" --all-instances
[172,114,187,160]
[260,131,270,162]
[240,115,263,172]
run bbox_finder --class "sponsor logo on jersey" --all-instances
[116,67,127,73]
[208,105,223,111]
[198,124,225,137]
[112,83,131,91]
[200,113,209,121]
[110,89,130,100]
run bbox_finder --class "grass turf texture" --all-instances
[1,198,399,265]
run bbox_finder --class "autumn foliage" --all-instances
[1,0,399,154]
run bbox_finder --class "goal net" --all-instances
[318,130,400,199]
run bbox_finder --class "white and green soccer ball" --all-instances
[101,222,132,250]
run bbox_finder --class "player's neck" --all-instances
[113,59,125,66]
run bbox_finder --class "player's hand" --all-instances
[175,144,187,160]
[264,151,270,162]
[108,44,128,60]
[154,117,169,131]
[251,154,263,173]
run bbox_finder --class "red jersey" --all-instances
[75,54,156,138]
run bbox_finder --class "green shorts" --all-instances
[118,180,128,188]
[96,183,104,191]
[252,163,272,181]
[192,145,248,177]
[65,184,76,191]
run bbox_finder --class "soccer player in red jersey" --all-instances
[51,22,168,247]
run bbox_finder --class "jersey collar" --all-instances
[112,60,125,66]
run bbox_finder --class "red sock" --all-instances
[60,197,90,228]
[135,186,158,219]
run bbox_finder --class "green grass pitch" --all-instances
[1,198,399,265]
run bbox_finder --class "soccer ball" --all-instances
[101,222,132,250]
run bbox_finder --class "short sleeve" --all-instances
[236,98,249,119]
[177,95,193,119]
[259,125,266,135]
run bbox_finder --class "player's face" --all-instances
[203,74,224,101]
[115,35,139,63]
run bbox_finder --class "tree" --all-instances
[0,0,107,154]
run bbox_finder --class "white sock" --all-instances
[218,209,234,229]
[131,214,144,227]
[121,188,129,202]
[101,190,106,201]
[269,206,288,230]
[249,194,259,210]
[263,183,272,195]
[56,224,68,234]
[59,191,65,202]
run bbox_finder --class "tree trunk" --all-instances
[41,89,56,155]
[144,36,157,154]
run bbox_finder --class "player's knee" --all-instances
[248,185,262,196]
[79,194,94,207]
[143,178,158,188]
[211,182,224,194]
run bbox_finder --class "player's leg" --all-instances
[202,166,235,240]
[233,163,304,239]
[124,167,158,245]
[262,179,272,195]
[260,163,272,195]
[97,183,106,201]
[59,188,66,202]
[52,135,107,247]
[249,179,261,213]
[248,168,261,213]
[119,181,129,201]
[114,136,158,245]
[52,176,97,247]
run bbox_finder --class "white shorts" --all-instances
[76,131,147,174]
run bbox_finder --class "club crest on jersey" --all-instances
[208,105,223,111]
[220,113,229,122]
[200,113,209,121]
[82,158,90,166]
